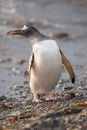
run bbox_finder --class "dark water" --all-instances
[0,0,87,97]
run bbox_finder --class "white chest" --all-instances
[30,40,62,92]
[33,40,61,68]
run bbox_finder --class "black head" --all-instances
[7,25,41,37]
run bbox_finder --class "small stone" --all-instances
[23,81,28,84]
[50,32,70,40]
[13,59,26,65]
[14,85,24,90]
[81,87,87,90]
[78,86,82,89]
[64,86,73,90]
[21,70,28,76]
[0,95,7,101]
[6,97,16,102]
[9,110,21,116]
[0,58,12,63]
[19,90,23,94]
[12,68,21,75]
[80,82,87,86]
[14,103,22,107]
[21,95,27,98]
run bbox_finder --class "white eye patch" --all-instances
[22,25,28,31]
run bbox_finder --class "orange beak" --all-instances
[7,29,22,35]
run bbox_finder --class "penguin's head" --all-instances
[7,25,40,37]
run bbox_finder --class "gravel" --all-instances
[0,74,87,130]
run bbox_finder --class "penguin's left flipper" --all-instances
[60,50,75,83]
[28,52,34,87]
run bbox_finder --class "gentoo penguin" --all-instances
[7,25,75,102]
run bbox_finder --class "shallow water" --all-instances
[0,0,87,97]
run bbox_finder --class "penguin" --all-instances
[7,25,75,102]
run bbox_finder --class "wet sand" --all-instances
[0,0,87,129]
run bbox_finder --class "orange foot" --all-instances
[33,98,42,103]
[46,92,58,101]
[33,93,42,103]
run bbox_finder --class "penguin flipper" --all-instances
[60,50,75,83]
[28,52,34,87]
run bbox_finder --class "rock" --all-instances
[49,32,70,40]
[80,82,87,86]
[14,85,24,90]
[19,90,23,94]
[14,102,22,107]
[13,59,26,65]
[23,81,28,84]
[8,110,21,116]
[21,70,28,76]
[64,86,73,90]
[0,57,12,63]
[0,95,7,101]
[12,68,21,75]
[81,87,87,90]
[23,118,66,130]
[21,96,27,99]
[6,97,16,102]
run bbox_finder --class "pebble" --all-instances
[49,32,70,40]
[5,97,16,103]
[19,90,23,94]
[12,68,21,75]
[81,87,87,90]
[8,110,21,116]
[0,58,12,63]
[23,81,28,84]
[14,103,23,107]
[64,86,73,90]
[80,82,87,86]
[21,70,28,76]
[13,59,26,65]
[14,85,24,90]
[0,95,7,101]
[21,95,27,99]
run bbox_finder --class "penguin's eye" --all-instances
[21,29,25,32]
[21,29,26,33]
